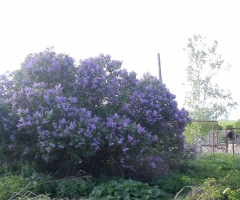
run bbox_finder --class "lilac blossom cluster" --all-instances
[3,82,102,163]
[121,74,190,152]
[19,47,76,94]
[1,49,192,175]
[103,113,161,169]
[75,54,137,108]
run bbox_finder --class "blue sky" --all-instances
[0,0,240,120]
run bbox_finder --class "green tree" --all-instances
[183,35,237,145]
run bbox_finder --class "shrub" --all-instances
[1,49,192,179]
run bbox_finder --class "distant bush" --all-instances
[219,120,237,130]
[219,120,240,136]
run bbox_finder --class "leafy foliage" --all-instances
[0,48,192,179]
[184,121,219,144]
[0,172,92,200]
[0,175,27,200]
[185,178,225,199]
[1,154,240,199]
[90,179,161,200]
[151,172,192,195]
[218,120,240,134]
[55,177,91,199]
[172,154,240,199]
[185,177,240,200]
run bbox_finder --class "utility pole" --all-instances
[158,53,162,81]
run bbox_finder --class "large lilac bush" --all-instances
[0,48,192,179]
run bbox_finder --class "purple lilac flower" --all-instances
[43,157,48,162]
[137,124,145,134]
[45,148,50,153]
[7,143,13,149]
[118,138,123,144]
[10,134,15,141]
[122,147,129,152]
[127,135,134,143]
[151,162,156,168]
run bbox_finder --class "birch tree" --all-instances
[183,35,237,146]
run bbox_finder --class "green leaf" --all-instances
[152,188,161,198]
[142,195,150,200]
